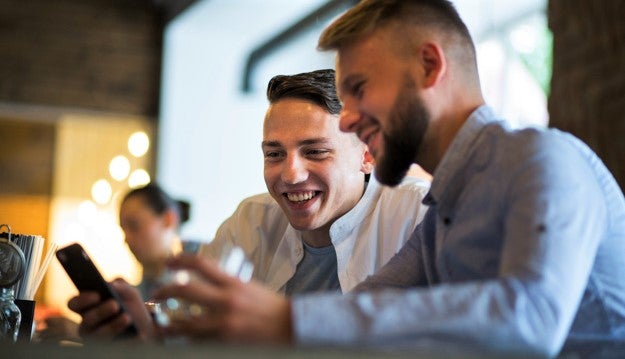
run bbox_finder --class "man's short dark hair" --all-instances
[266,69,342,115]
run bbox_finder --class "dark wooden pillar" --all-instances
[548,0,625,190]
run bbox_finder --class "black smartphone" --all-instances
[56,242,138,338]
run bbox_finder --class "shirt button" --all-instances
[443,217,452,225]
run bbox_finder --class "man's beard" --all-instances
[375,82,429,187]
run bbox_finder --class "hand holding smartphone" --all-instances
[56,242,138,338]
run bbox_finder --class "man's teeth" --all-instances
[287,191,316,202]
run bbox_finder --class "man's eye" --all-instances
[264,151,283,160]
[306,149,330,158]
[351,81,365,98]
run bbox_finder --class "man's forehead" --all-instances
[262,118,336,144]
[334,35,382,91]
[264,102,338,126]
[262,119,357,148]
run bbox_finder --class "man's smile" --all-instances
[285,191,319,203]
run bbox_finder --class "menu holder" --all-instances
[1,224,58,341]
[15,299,35,341]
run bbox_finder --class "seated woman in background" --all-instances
[39,183,195,341]
[119,183,198,300]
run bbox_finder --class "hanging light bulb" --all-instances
[128,169,151,188]
[109,155,130,181]
[128,131,150,157]
[91,179,112,205]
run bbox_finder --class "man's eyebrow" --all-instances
[261,140,281,147]
[261,138,330,148]
[299,138,330,146]
[299,137,328,145]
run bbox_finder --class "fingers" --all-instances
[151,254,293,344]
[68,279,152,341]
[110,279,155,339]
[153,254,238,307]
[110,278,136,300]
[86,311,134,339]
[110,279,146,313]
[164,285,291,345]
[68,292,101,315]
[152,276,225,310]
[165,254,234,287]
[151,256,231,340]
[75,297,125,338]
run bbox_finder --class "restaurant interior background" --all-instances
[0,0,622,321]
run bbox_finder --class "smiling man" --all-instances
[200,69,430,294]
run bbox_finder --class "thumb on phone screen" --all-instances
[111,279,156,340]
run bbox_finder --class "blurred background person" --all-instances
[119,183,198,300]
[37,183,195,342]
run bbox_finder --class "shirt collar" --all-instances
[329,174,378,244]
[425,105,499,207]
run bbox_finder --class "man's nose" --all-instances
[339,99,360,133]
[281,154,308,184]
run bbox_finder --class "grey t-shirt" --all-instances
[284,242,341,296]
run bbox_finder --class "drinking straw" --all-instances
[24,235,43,299]
[27,241,58,300]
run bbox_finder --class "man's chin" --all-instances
[285,217,315,231]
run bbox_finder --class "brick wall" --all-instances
[0,119,55,195]
[0,0,163,117]
[548,0,625,190]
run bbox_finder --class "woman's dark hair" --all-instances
[122,183,190,225]
[266,69,341,115]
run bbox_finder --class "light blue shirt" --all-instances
[292,106,625,357]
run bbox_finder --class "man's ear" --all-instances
[419,42,446,88]
[360,148,375,174]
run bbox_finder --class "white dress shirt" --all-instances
[200,175,430,293]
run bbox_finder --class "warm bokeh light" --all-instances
[128,131,150,157]
[63,221,86,245]
[94,210,125,244]
[109,155,130,181]
[111,189,124,210]
[128,169,151,188]
[110,224,126,245]
[91,179,113,205]
[77,200,97,226]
